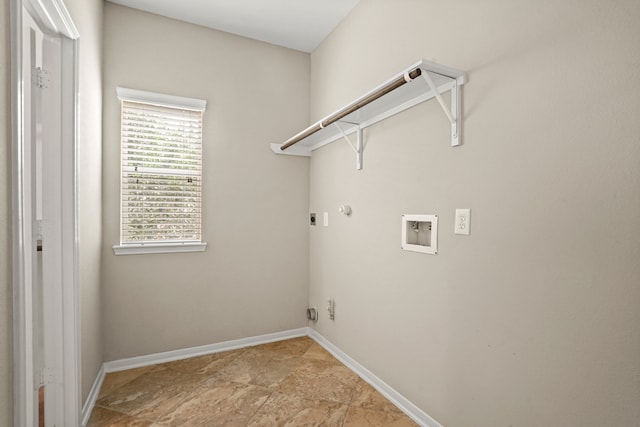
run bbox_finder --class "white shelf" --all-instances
[271,60,466,169]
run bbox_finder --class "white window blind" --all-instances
[117,88,206,246]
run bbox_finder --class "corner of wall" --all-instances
[62,0,105,404]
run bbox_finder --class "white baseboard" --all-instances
[81,328,306,425]
[308,328,443,427]
[81,364,105,426]
[103,328,308,373]
[82,327,441,427]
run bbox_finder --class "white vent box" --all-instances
[401,214,438,254]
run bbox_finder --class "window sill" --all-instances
[112,242,207,256]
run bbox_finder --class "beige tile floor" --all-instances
[88,336,418,426]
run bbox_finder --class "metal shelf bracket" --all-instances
[421,72,460,146]
[334,122,364,170]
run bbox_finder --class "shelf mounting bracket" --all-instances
[421,72,461,146]
[334,122,364,170]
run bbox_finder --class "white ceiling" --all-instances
[107,0,361,53]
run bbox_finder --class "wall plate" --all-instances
[401,214,438,254]
[454,208,470,235]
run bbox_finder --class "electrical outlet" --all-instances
[454,209,471,235]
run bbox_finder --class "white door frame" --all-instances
[10,0,80,425]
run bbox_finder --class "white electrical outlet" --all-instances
[454,209,471,235]
[323,212,329,227]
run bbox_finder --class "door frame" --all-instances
[10,0,80,425]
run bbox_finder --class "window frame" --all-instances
[112,87,207,255]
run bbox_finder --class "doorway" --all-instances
[11,0,79,425]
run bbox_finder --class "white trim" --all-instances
[104,328,308,373]
[63,34,81,426]
[48,0,79,38]
[80,364,105,427]
[112,241,208,255]
[10,3,29,424]
[23,0,79,39]
[308,329,443,427]
[116,86,207,111]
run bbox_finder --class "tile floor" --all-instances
[88,336,418,426]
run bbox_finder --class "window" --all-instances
[113,87,207,255]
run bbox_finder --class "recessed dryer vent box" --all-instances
[401,214,438,254]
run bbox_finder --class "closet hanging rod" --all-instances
[280,67,424,151]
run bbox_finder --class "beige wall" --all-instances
[102,4,310,360]
[309,0,640,426]
[0,0,12,423]
[63,0,104,402]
